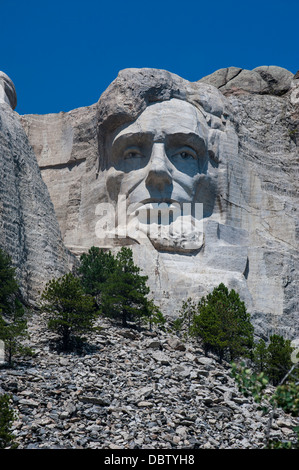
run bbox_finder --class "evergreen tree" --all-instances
[191,283,254,363]
[101,247,150,327]
[0,303,29,366]
[0,248,28,366]
[175,297,198,338]
[253,338,269,373]
[78,247,116,305]
[40,272,97,351]
[0,394,16,449]
[142,299,166,331]
[266,334,294,385]
[0,248,21,315]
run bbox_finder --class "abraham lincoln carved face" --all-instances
[97,69,230,251]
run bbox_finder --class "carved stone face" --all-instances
[105,98,217,250]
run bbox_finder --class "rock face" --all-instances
[199,66,299,340]
[0,72,17,109]
[18,66,299,340]
[0,74,73,303]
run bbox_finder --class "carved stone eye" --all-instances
[124,148,143,159]
[126,152,139,158]
[180,151,194,159]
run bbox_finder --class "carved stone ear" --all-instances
[0,72,17,109]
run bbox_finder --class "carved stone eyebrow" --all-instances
[165,132,206,154]
[112,132,154,151]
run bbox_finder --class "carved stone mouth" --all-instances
[139,198,179,205]
[135,199,181,212]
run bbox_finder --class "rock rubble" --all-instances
[0,314,297,449]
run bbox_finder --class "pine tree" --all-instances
[0,394,16,449]
[78,246,116,305]
[0,248,28,366]
[175,297,198,338]
[40,272,97,351]
[191,283,254,363]
[253,338,269,373]
[266,334,294,385]
[142,299,166,331]
[0,248,20,315]
[101,247,150,327]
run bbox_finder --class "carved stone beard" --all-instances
[104,98,217,252]
[124,200,205,252]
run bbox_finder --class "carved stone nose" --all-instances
[145,143,172,191]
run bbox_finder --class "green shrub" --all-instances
[232,361,299,448]
[0,394,16,449]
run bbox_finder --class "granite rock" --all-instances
[0,74,73,303]
[1,315,297,449]
[9,66,299,340]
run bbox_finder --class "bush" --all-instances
[190,283,254,363]
[273,380,299,417]
[40,272,98,351]
[232,361,299,448]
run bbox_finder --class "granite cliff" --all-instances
[1,66,298,341]
[0,72,73,304]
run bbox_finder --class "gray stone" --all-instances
[146,340,162,350]
[199,65,293,96]
[0,73,74,303]
[4,314,298,449]
[15,66,298,341]
[137,401,153,407]
[0,65,297,347]
[78,396,109,406]
[167,337,186,351]
[151,351,171,365]
[0,71,17,109]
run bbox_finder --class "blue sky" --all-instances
[1,0,298,115]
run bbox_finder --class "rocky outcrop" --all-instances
[0,76,73,304]
[17,67,299,340]
[199,65,294,97]
[199,66,299,340]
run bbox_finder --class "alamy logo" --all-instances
[95,197,203,249]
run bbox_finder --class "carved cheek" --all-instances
[105,170,124,200]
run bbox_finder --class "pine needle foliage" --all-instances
[190,283,254,363]
[0,248,28,365]
[40,272,97,351]
[101,247,150,327]
[78,247,117,305]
